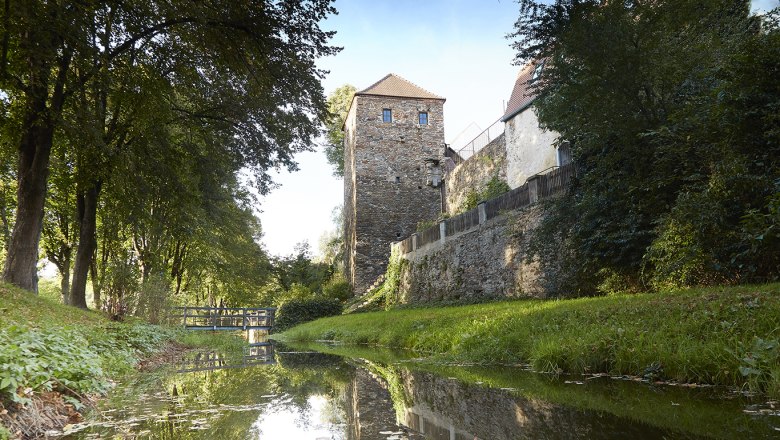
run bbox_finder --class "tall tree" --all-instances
[513,1,779,292]
[324,84,356,177]
[0,0,339,294]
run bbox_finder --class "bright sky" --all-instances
[258,0,521,257]
[258,0,779,258]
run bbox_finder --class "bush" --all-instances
[274,298,343,332]
[273,283,315,307]
[459,175,510,212]
[322,274,352,302]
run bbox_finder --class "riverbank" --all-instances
[278,283,780,396]
[0,283,241,439]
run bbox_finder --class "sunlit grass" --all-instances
[278,283,780,395]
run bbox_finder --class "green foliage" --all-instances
[740,182,780,278]
[37,277,63,304]
[458,175,511,212]
[324,85,357,177]
[381,247,407,308]
[273,283,316,308]
[0,282,188,407]
[274,298,343,332]
[2,0,338,298]
[0,326,106,404]
[416,219,438,233]
[321,273,352,302]
[273,242,334,295]
[732,336,780,395]
[514,1,780,291]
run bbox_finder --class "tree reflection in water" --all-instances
[67,342,780,439]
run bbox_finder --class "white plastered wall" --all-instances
[504,107,559,189]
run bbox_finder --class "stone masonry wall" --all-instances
[444,132,507,215]
[343,100,358,288]
[345,94,445,295]
[396,204,548,303]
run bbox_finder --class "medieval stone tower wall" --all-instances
[344,75,445,294]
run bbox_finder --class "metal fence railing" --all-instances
[394,163,577,255]
[455,118,504,161]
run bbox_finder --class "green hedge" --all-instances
[274,298,342,332]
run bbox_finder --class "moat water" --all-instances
[63,338,779,439]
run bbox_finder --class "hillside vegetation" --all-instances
[0,283,238,438]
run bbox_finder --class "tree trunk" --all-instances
[60,257,70,304]
[2,34,70,292]
[70,181,101,309]
[90,257,101,310]
[2,94,54,292]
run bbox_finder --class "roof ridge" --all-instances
[356,73,445,101]
[357,73,393,95]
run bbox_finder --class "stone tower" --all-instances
[343,74,445,295]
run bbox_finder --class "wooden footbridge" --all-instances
[171,306,275,331]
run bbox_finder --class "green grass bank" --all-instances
[278,283,780,396]
[0,283,241,438]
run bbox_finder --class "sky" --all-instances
[257,0,779,258]
[258,0,522,257]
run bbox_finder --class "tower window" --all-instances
[382,108,392,123]
[418,112,428,125]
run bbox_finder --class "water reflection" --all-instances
[176,343,275,373]
[65,341,780,439]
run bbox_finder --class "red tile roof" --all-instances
[356,73,445,101]
[501,61,541,122]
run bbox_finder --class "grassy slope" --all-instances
[279,283,780,395]
[0,283,241,408]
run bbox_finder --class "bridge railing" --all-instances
[176,343,275,373]
[170,307,276,330]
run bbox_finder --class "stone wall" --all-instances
[504,107,559,189]
[444,132,507,215]
[395,204,547,303]
[344,94,445,295]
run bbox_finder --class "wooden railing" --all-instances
[171,307,275,330]
[176,343,275,373]
[395,163,576,255]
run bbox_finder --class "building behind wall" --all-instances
[343,74,445,295]
[502,60,570,189]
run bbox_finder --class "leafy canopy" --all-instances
[324,84,357,177]
[512,0,780,292]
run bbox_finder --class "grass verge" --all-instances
[0,282,242,439]
[278,283,780,396]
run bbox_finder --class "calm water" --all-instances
[63,339,780,439]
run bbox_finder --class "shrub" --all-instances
[459,175,511,212]
[274,298,343,332]
[273,283,315,307]
[322,274,352,302]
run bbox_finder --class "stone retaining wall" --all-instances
[444,133,507,214]
[393,203,548,303]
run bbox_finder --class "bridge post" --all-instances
[242,308,247,330]
[183,307,188,328]
[212,309,217,330]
